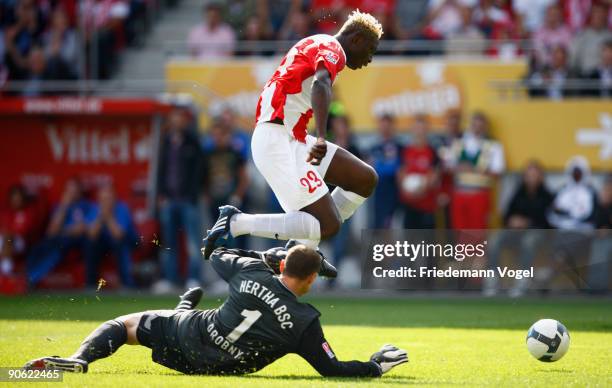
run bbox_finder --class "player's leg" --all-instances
[214,123,339,249]
[23,313,140,372]
[70,313,137,361]
[323,147,378,223]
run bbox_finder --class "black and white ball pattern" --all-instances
[526,319,570,362]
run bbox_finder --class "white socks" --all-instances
[331,187,367,222]
[228,188,365,248]
[230,211,321,243]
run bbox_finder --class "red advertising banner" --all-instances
[0,98,169,215]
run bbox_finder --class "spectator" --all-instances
[311,0,350,35]
[586,174,611,293]
[327,115,361,283]
[486,19,523,59]
[532,4,574,67]
[548,156,598,231]
[472,0,513,37]
[264,0,299,36]
[437,110,463,228]
[368,114,403,228]
[547,156,599,289]
[582,39,612,97]
[278,9,314,42]
[42,7,79,77]
[207,105,250,159]
[234,15,273,56]
[570,2,612,75]
[84,185,136,288]
[398,114,440,229]
[80,0,129,79]
[188,3,236,60]
[526,45,577,99]
[446,111,505,229]
[445,6,487,56]
[222,0,259,34]
[483,160,554,297]
[202,120,249,230]
[395,0,430,45]
[504,161,554,229]
[423,0,477,40]
[154,108,204,293]
[512,0,557,33]
[0,185,38,276]
[3,0,43,80]
[27,178,91,287]
[561,0,602,32]
[21,44,76,96]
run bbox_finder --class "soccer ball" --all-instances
[526,319,570,362]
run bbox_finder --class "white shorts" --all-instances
[251,122,338,212]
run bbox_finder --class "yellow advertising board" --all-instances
[166,59,611,171]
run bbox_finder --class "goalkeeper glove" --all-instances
[370,344,408,375]
[263,247,287,275]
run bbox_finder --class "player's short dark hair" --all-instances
[283,246,321,280]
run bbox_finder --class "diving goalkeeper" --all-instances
[24,244,408,377]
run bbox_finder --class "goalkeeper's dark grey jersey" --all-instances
[176,248,318,374]
[172,248,380,376]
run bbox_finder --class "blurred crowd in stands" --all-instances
[1,0,610,97]
[0,105,610,294]
[184,0,611,97]
[0,0,159,91]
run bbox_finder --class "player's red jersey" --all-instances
[255,34,346,143]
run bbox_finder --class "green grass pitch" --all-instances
[0,295,610,387]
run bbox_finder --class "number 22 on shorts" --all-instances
[300,170,323,193]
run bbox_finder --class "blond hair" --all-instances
[338,9,383,40]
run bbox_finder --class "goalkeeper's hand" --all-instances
[262,247,287,275]
[370,344,408,375]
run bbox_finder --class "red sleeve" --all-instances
[313,42,346,82]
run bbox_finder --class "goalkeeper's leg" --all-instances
[23,316,136,373]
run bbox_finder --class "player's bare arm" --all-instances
[308,66,333,166]
[203,10,384,260]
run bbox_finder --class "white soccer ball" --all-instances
[526,319,570,362]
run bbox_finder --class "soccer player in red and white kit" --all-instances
[203,11,383,275]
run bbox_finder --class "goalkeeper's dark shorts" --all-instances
[136,309,200,374]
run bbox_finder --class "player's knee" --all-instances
[116,313,141,345]
[359,165,378,197]
[368,167,379,194]
[320,215,341,239]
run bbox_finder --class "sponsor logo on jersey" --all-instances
[322,342,335,359]
[324,51,339,65]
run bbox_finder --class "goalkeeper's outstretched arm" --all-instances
[207,247,266,281]
[296,319,408,377]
